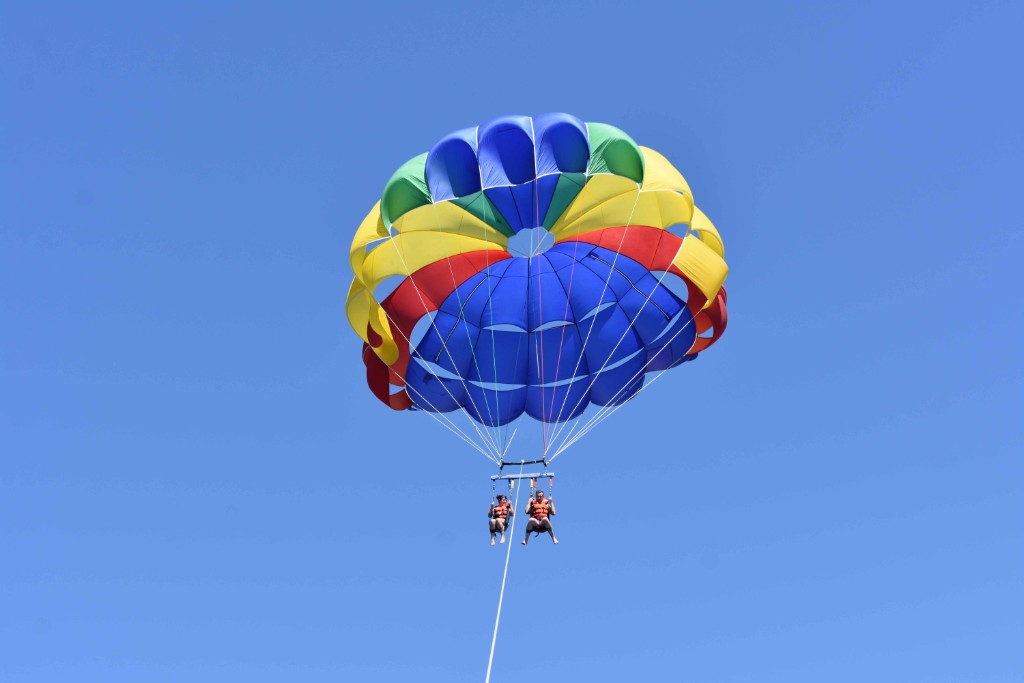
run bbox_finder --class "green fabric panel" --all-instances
[452,192,516,237]
[541,173,587,230]
[381,153,430,227]
[586,123,645,183]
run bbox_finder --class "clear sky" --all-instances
[2,2,1022,681]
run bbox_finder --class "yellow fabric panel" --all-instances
[690,206,725,258]
[359,232,504,294]
[673,233,729,308]
[549,174,637,236]
[550,175,694,241]
[391,201,509,246]
[350,203,507,297]
[639,146,692,197]
[345,281,399,363]
[346,279,371,342]
[367,300,399,364]
[346,279,400,363]
[349,203,390,276]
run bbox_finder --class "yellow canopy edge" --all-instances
[673,234,729,308]
[391,201,509,246]
[690,206,725,258]
[638,146,693,197]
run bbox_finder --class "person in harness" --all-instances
[521,489,558,545]
[488,494,513,545]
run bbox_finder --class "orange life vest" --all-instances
[493,501,510,519]
[530,499,551,519]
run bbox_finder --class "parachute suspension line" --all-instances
[371,294,500,462]
[501,423,522,461]
[432,227,505,455]
[484,462,524,683]
[373,253,501,463]
[366,282,500,463]
[525,116,554,458]
[525,232,542,457]
[436,240,503,454]
[548,238,696,454]
[549,306,703,459]
[383,235,504,460]
[481,197,505,456]
[555,281,705,456]
[535,226,552,456]
[388,234,504,460]
[543,232,585,427]
[546,185,644,446]
[360,279,500,462]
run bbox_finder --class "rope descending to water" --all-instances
[484,464,524,683]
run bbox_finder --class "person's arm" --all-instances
[548,500,556,516]
[524,500,533,515]
[488,503,495,518]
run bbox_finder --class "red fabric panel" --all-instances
[689,287,728,354]
[362,343,413,410]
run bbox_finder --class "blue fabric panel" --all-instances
[469,329,528,385]
[589,357,646,407]
[525,379,589,423]
[615,272,685,347]
[405,366,465,413]
[413,311,478,378]
[510,180,537,229]
[497,256,529,279]
[450,272,497,327]
[550,240,598,259]
[478,274,529,330]
[527,322,585,386]
[617,286,672,348]
[534,113,589,176]
[527,260,572,331]
[535,173,560,227]
[466,259,517,327]
[539,249,577,273]
[478,115,535,188]
[461,381,501,427]
[645,309,697,371]
[425,127,480,201]
[466,384,527,426]
[578,248,652,301]
[577,302,643,373]
[546,379,590,423]
[484,186,525,232]
[405,232,705,424]
[552,253,620,324]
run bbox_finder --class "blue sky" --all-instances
[2,2,1021,681]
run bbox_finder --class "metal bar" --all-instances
[499,458,547,469]
[490,472,555,482]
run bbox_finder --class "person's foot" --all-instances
[521,540,528,545]
[490,538,495,546]
[500,536,506,544]
[552,538,559,544]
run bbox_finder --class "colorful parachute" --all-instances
[346,114,728,461]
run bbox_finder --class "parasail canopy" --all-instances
[346,113,729,463]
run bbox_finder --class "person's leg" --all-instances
[496,519,506,544]
[522,519,538,544]
[541,519,558,544]
[489,520,498,545]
